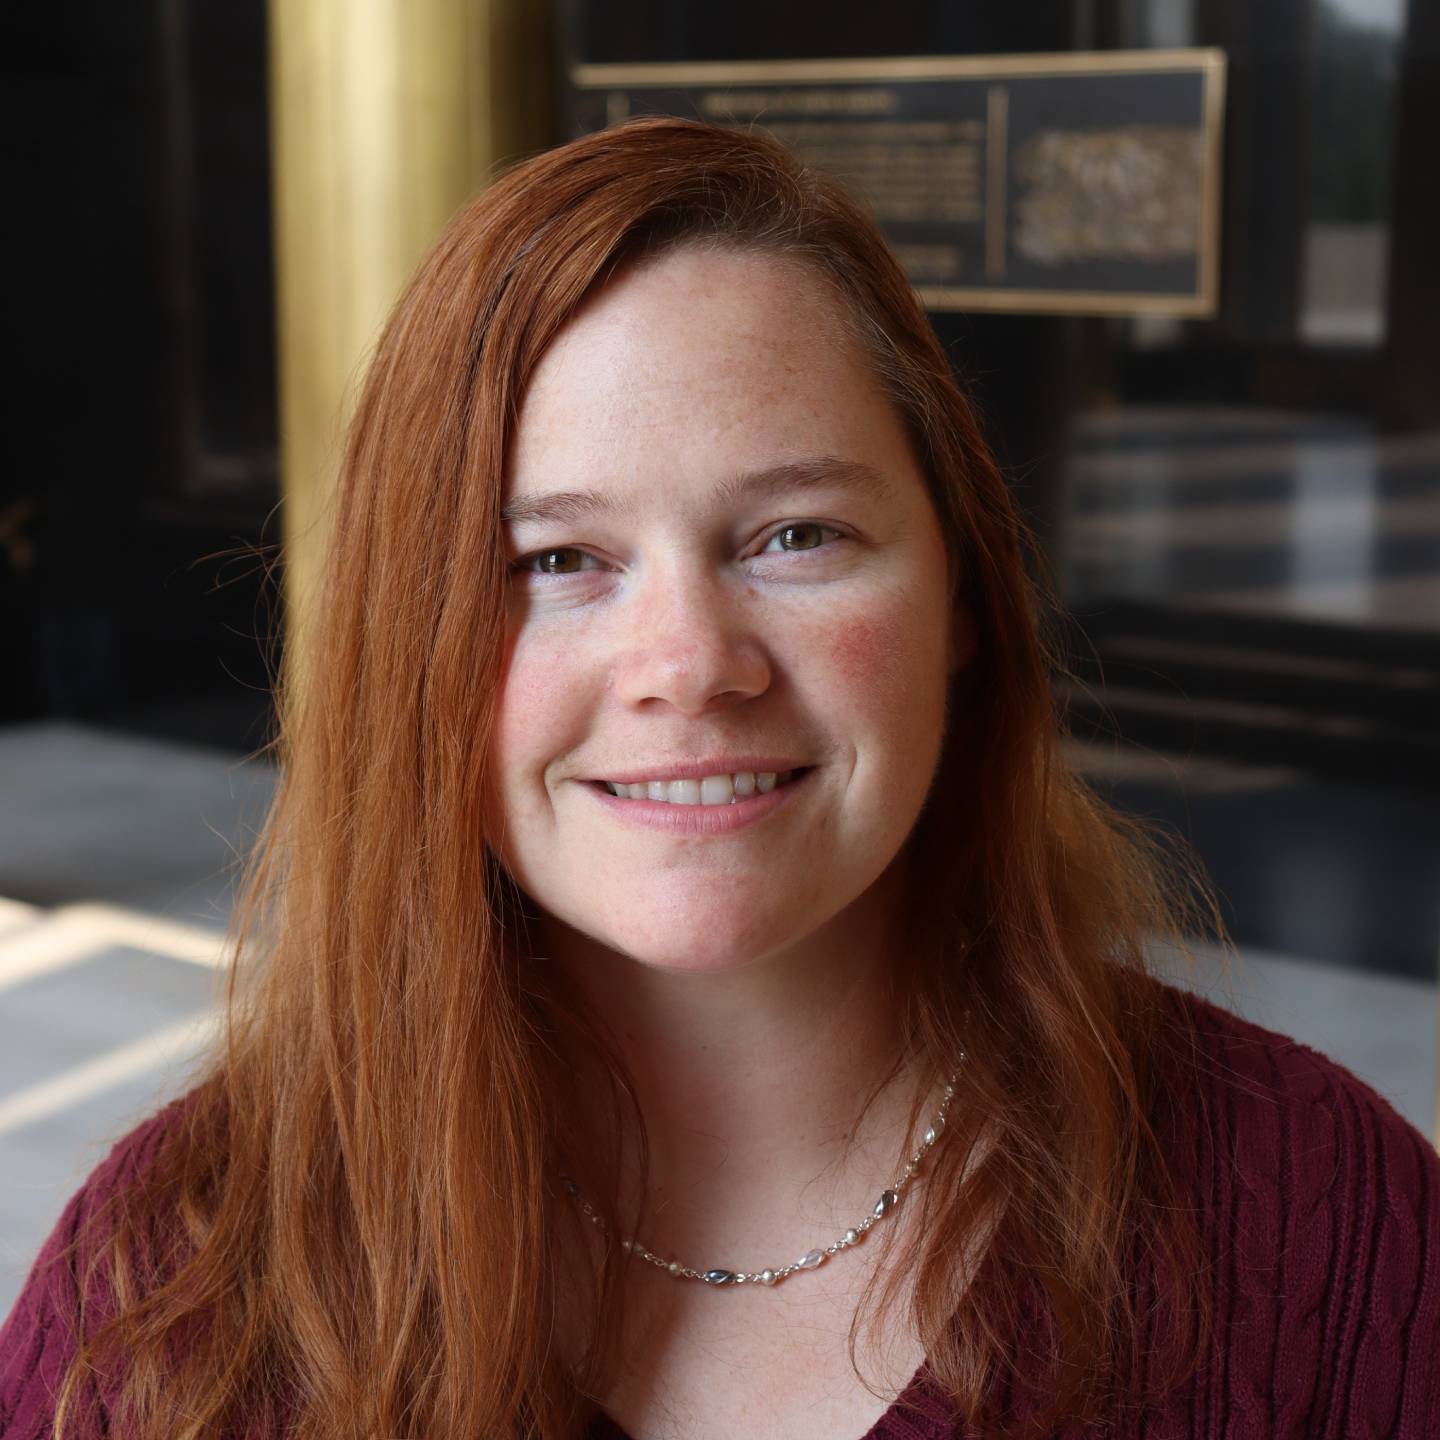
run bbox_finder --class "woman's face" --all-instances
[492,245,971,972]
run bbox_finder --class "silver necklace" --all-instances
[560,1058,963,1288]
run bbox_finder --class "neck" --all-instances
[533,865,937,1258]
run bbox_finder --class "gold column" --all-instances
[268,0,550,680]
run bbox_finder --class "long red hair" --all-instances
[60,117,1224,1439]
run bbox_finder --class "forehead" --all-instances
[506,246,914,503]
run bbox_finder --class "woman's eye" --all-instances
[511,525,845,580]
[511,547,599,576]
[759,522,843,554]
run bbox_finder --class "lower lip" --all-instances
[581,769,813,835]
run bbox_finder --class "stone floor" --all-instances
[0,718,1434,1317]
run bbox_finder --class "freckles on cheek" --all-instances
[492,642,566,776]
[499,651,553,714]
[823,609,911,692]
[816,601,946,749]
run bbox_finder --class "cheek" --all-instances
[825,610,905,690]
[496,645,549,731]
[814,597,948,741]
[492,633,580,790]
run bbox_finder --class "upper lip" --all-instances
[583,758,812,785]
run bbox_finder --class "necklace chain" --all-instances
[560,1055,965,1288]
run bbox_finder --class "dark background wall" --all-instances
[2,0,279,750]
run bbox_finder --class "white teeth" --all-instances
[699,774,733,805]
[602,768,801,803]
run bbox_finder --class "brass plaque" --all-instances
[569,51,1226,318]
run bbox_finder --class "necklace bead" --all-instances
[559,1063,962,1289]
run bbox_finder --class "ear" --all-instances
[948,605,978,676]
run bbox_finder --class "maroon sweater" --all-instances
[3,987,1438,1438]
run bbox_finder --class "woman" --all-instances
[2,117,1436,1440]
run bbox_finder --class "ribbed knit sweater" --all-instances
[3,985,1438,1438]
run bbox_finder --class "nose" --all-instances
[610,561,772,715]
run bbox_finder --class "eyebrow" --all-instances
[499,456,896,527]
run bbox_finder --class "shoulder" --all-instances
[1148,975,1434,1182]
[1146,978,1440,1437]
[0,1091,200,1439]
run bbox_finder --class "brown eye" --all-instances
[761,522,842,555]
[779,523,823,551]
[513,547,593,576]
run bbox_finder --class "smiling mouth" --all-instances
[592,768,811,806]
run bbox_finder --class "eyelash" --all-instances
[509,521,848,578]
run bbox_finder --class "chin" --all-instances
[592,917,788,974]
[555,890,821,975]
[609,938,778,975]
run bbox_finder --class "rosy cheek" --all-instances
[829,613,883,686]
[807,600,947,764]
[817,606,917,693]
